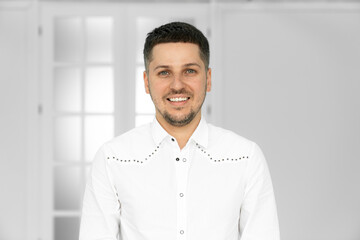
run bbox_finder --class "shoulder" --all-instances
[111,123,152,145]
[208,123,254,151]
[99,123,155,160]
[206,124,257,161]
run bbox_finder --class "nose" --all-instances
[169,73,185,90]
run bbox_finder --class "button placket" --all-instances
[175,146,190,239]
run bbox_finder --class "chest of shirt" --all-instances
[107,144,248,220]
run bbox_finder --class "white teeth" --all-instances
[169,97,188,102]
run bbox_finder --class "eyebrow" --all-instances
[184,63,201,68]
[153,65,170,71]
[153,63,202,71]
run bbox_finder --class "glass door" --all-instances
[40,3,125,239]
[40,2,210,239]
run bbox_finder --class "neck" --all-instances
[156,112,201,149]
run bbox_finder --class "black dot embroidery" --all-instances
[196,144,249,164]
[110,145,161,164]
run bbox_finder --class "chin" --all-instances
[163,111,197,127]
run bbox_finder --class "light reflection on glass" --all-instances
[85,67,114,113]
[54,117,81,162]
[54,166,81,210]
[54,17,82,62]
[54,67,81,112]
[86,17,113,63]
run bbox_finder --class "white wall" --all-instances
[0,8,28,240]
[215,4,360,240]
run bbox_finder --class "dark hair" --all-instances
[143,21,210,71]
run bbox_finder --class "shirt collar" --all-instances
[189,117,208,148]
[151,117,170,146]
[151,116,209,148]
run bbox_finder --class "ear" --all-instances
[144,71,150,94]
[206,68,212,92]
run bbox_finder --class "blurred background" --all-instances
[0,0,360,239]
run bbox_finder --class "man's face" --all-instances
[144,42,211,127]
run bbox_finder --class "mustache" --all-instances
[164,89,193,97]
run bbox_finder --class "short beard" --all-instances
[161,109,197,127]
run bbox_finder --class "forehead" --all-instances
[150,42,203,67]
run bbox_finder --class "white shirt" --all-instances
[79,117,280,240]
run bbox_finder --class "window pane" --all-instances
[54,67,81,112]
[136,114,154,127]
[54,217,80,240]
[85,67,114,113]
[86,17,113,63]
[136,66,155,114]
[54,117,81,162]
[54,17,82,62]
[84,115,114,161]
[54,166,81,210]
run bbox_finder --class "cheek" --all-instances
[149,81,168,97]
[194,81,207,95]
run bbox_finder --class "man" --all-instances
[80,22,280,240]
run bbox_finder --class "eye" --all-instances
[158,71,169,76]
[185,69,196,74]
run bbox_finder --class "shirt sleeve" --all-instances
[79,145,121,240]
[239,143,280,240]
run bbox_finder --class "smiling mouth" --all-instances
[167,97,190,102]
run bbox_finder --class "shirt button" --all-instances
[180,230,184,234]
[182,158,187,162]
[171,138,175,142]
[176,157,180,161]
[179,193,184,197]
